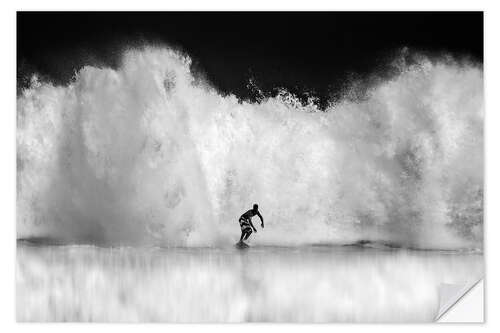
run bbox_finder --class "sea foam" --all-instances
[17,46,483,248]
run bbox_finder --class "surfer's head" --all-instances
[253,204,258,211]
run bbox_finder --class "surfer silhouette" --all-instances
[238,204,264,243]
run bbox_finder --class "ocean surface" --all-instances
[16,242,483,322]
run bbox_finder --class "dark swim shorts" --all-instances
[239,217,252,232]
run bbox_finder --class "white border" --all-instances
[1,0,493,11]
[2,0,499,332]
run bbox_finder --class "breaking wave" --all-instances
[17,46,483,248]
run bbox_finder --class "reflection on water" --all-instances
[16,244,483,322]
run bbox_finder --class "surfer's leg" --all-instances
[239,218,246,242]
[243,228,252,240]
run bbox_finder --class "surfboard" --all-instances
[235,241,249,249]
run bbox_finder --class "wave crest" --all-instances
[17,46,483,248]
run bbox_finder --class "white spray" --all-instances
[17,46,483,248]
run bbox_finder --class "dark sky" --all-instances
[17,12,483,106]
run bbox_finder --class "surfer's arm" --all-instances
[257,212,264,228]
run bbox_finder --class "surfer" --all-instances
[238,204,264,243]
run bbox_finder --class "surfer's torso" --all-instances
[240,209,258,220]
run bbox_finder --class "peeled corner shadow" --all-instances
[436,278,484,322]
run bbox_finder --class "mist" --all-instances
[17,46,483,249]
